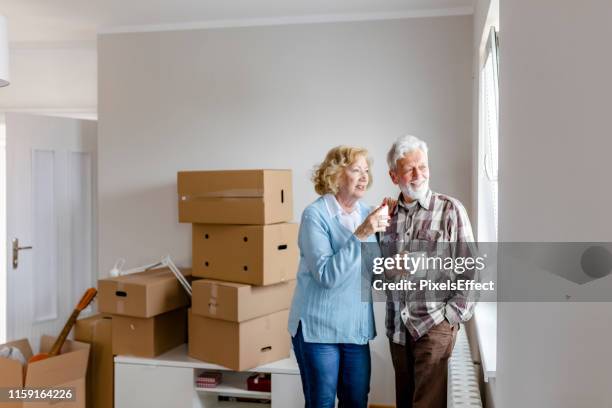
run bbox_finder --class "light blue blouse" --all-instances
[287,196,377,344]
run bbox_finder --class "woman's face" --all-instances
[338,155,369,200]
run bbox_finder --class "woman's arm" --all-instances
[299,210,363,289]
[299,205,386,289]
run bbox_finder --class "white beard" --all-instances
[400,179,429,202]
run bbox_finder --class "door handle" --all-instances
[12,238,32,269]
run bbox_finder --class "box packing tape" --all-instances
[208,283,218,315]
[181,188,265,200]
[119,268,173,280]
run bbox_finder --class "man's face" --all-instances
[389,149,430,202]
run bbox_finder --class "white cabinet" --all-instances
[115,363,193,408]
[114,344,303,408]
[271,373,304,408]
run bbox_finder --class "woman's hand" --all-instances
[354,201,390,240]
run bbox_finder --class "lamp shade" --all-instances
[0,15,9,87]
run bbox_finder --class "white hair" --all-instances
[386,135,429,170]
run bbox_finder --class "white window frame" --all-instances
[474,26,500,384]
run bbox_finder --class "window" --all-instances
[474,27,499,383]
[478,27,499,242]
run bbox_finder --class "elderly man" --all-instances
[380,135,477,408]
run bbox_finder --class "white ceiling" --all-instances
[1,0,474,44]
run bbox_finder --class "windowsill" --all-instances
[474,302,497,382]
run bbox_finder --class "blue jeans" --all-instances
[292,323,371,408]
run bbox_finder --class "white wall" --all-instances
[498,0,612,406]
[0,44,97,113]
[98,16,473,405]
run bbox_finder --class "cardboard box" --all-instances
[0,336,90,408]
[177,169,293,225]
[98,268,191,318]
[74,314,113,408]
[188,309,290,371]
[192,279,296,322]
[192,223,298,285]
[111,307,186,358]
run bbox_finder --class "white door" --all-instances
[5,112,97,351]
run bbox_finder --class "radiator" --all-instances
[447,324,483,407]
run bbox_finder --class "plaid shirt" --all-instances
[380,189,477,343]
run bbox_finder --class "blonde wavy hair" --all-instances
[312,146,373,195]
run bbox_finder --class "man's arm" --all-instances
[444,200,479,326]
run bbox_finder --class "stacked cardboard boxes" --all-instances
[71,268,190,408]
[178,169,298,371]
[97,267,191,359]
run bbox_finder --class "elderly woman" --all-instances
[288,145,388,408]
